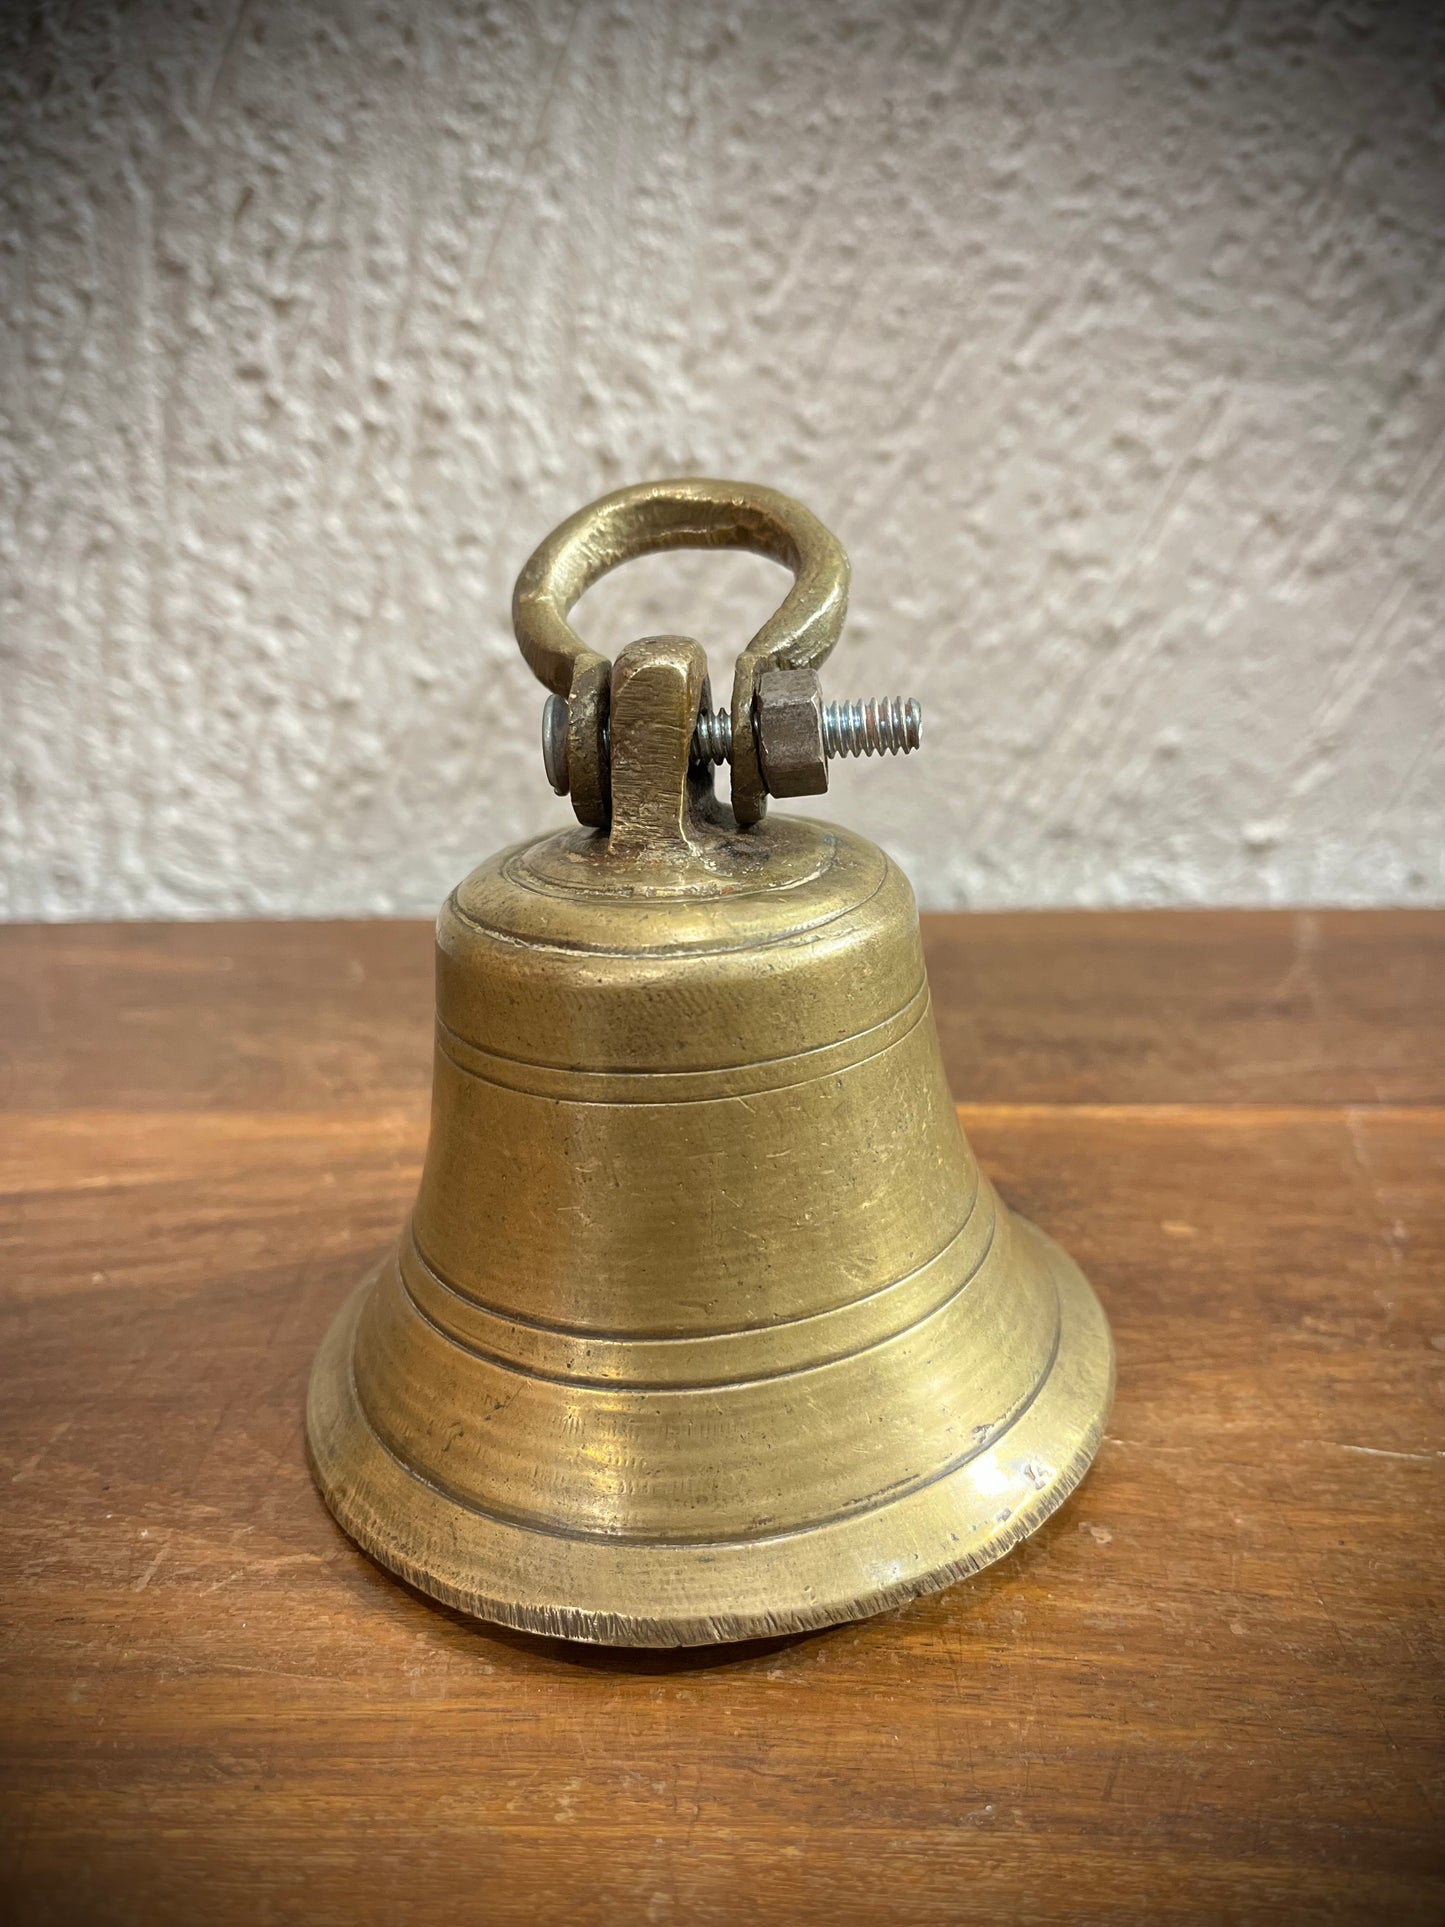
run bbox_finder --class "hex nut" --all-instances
[755,668,828,798]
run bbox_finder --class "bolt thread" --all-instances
[692,706,733,765]
[690,697,921,765]
[822,696,922,757]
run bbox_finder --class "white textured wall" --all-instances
[2,0,1442,918]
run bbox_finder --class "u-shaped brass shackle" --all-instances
[513,478,851,828]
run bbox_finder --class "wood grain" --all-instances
[1,912,1441,1926]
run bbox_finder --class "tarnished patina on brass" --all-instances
[307,479,1114,1646]
[513,476,849,828]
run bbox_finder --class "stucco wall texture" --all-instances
[2,0,1442,919]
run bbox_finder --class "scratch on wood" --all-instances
[132,1547,166,1593]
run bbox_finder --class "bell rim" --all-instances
[305,1218,1114,1648]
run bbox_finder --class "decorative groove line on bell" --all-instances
[306,479,1114,1646]
[396,1180,1000,1392]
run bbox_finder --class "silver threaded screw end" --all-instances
[821,696,922,757]
[690,697,921,765]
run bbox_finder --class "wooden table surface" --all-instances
[1,911,1441,1926]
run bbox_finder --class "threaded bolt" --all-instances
[822,696,922,758]
[689,697,922,766]
[690,706,734,765]
[542,688,922,798]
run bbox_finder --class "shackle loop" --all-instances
[512,478,850,828]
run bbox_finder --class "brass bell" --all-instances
[307,478,1114,1645]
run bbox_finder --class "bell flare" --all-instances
[306,819,1113,1645]
[308,1204,1111,1646]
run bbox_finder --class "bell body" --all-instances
[307,741,1114,1643]
[310,501,1113,1644]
